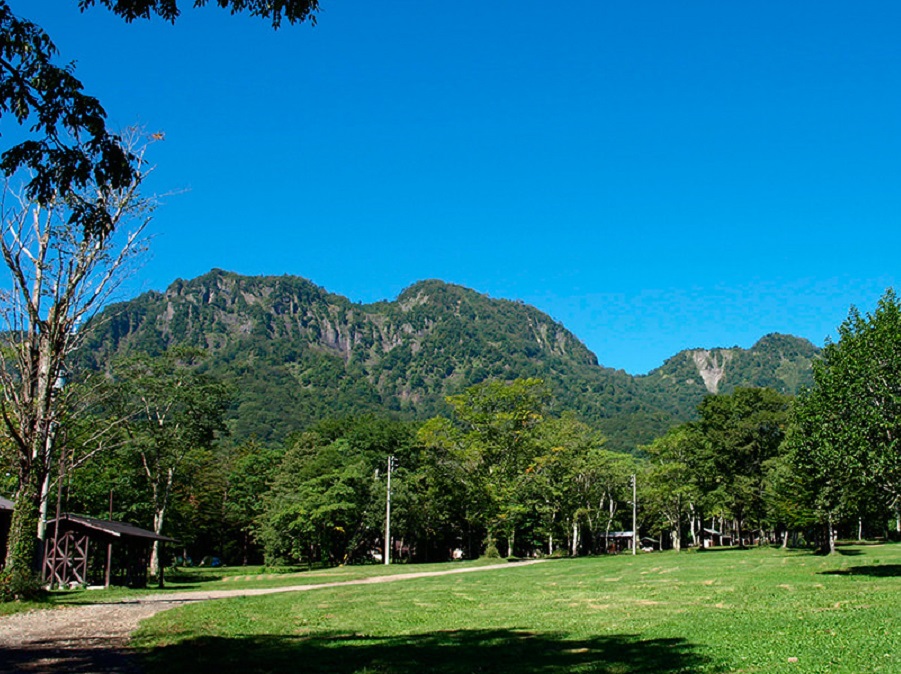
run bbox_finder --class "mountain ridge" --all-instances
[80,269,819,451]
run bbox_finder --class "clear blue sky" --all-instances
[10,1,901,374]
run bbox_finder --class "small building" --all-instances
[640,536,660,552]
[604,531,636,553]
[43,513,176,588]
[702,528,734,548]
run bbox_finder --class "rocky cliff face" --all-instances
[691,349,734,393]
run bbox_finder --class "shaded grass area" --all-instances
[142,630,708,674]
[134,544,901,674]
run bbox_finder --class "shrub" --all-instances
[0,568,45,602]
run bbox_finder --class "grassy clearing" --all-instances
[132,543,901,674]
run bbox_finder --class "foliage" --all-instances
[257,416,416,566]
[640,425,702,550]
[0,2,136,238]
[787,289,901,551]
[104,348,232,572]
[696,387,792,544]
[78,0,320,28]
[0,566,43,602]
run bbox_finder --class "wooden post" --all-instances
[104,490,113,588]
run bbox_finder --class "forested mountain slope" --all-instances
[79,270,819,451]
[635,333,819,421]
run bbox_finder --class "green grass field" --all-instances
[0,558,507,617]
[130,544,901,674]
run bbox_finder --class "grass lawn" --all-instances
[131,543,901,674]
[0,558,506,616]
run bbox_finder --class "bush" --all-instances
[481,542,501,559]
[0,568,45,602]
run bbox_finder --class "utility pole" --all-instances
[631,474,637,556]
[384,455,396,565]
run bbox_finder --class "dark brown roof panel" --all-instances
[48,513,177,543]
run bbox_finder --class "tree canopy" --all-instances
[788,289,901,551]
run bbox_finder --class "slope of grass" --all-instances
[133,544,901,673]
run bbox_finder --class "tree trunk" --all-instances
[150,506,166,577]
[4,469,43,573]
[508,529,515,558]
[827,517,837,555]
[781,529,789,549]
[672,527,681,552]
[571,521,579,556]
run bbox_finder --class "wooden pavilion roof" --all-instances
[47,513,177,543]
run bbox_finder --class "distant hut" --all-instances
[702,528,734,548]
[605,531,636,553]
[640,536,660,551]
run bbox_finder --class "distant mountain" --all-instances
[634,333,819,421]
[79,270,819,451]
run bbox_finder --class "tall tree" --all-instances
[0,135,150,585]
[444,378,550,557]
[696,387,791,546]
[110,348,231,574]
[788,290,901,552]
[641,425,702,552]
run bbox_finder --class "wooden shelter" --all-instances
[43,513,176,588]
[605,531,636,553]
[702,528,734,548]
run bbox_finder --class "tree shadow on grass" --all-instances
[835,548,864,556]
[821,564,901,577]
[138,629,717,674]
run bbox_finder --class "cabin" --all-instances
[43,513,176,588]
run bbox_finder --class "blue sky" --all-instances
[9,1,901,373]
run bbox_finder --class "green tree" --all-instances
[641,425,702,552]
[787,290,901,551]
[110,348,231,574]
[696,387,791,546]
[444,378,550,557]
[257,416,415,566]
[527,414,604,555]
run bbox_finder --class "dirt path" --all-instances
[0,560,544,673]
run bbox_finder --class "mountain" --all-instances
[79,270,819,451]
[634,333,819,421]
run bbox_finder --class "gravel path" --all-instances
[0,560,544,673]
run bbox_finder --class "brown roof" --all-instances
[0,496,13,511]
[47,513,177,543]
